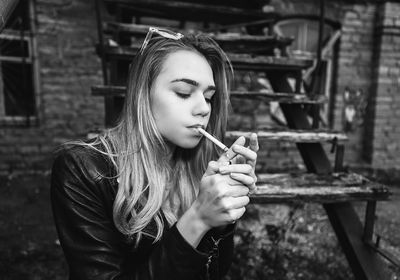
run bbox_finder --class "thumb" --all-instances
[217,136,246,163]
[203,160,221,177]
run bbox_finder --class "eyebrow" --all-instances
[171,78,216,92]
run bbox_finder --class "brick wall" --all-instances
[274,1,400,170]
[366,2,400,169]
[1,0,399,175]
[334,4,377,164]
[0,0,103,175]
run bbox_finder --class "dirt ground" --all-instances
[0,172,399,280]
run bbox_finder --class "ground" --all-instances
[0,172,399,279]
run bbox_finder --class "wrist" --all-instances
[188,202,211,233]
[176,203,211,247]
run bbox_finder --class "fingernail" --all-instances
[226,149,236,159]
[249,186,257,194]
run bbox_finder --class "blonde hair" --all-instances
[76,33,232,245]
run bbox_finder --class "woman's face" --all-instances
[150,50,215,151]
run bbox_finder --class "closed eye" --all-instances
[176,92,191,99]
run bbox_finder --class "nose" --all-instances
[192,92,211,117]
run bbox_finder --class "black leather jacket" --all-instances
[50,144,235,280]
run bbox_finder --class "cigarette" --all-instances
[197,127,229,152]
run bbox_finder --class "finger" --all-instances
[222,175,239,186]
[226,207,246,222]
[218,164,253,175]
[229,173,255,187]
[223,184,249,197]
[223,177,254,193]
[230,134,258,165]
[249,133,259,152]
[231,145,257,163]
[228,174,256,193]
[217,136,246,164]
[221,197,249,211]
[248,184,257,194]
[203,160,221,176]
[223,173,256,188]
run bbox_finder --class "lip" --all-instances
[188,124,205,129]
[188,124,205,136]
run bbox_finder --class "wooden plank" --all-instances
[251,185,390,204]
[105,22,150,35]
[85,126,347,145]
[267,71,391,279]
[363,201,376,242]
[92,85,126,96]
[257,172,371,186]
[267,71,332,173]
[98,45,313,70]
[226,130,348,143]
[0,57,4,116]
[91,85,326,104]
[251,172,391,203]
[0,116,38,126]
[230,91,326,104]
[324,203,392,279]
[104,22,294,54]
[202,18,275,33]
[228,53,313,71]
[334,144,345,172]
[106,18,279,35]
[104,22,281,41]
[104,0,279,24]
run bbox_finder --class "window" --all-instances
[0,0,38,126]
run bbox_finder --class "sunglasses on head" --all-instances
[139,27,184,55]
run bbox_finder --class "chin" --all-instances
[175,138,201,150]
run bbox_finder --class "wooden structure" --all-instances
[92,0,394,278]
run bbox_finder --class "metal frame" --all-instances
[0,0,39,127]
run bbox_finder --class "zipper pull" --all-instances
[211,236,222,246]
[205,254,213,280]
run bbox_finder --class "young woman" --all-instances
[51,27,259,280]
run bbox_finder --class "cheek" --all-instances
[152,96,184,130]
[152,100,166,121]
[151,89,170,120]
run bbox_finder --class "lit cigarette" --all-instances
[197,127,229,152]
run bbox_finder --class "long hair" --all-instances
[81,32,232,245]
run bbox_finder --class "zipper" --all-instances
[205,254,213,280]
[205,237,222,280]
